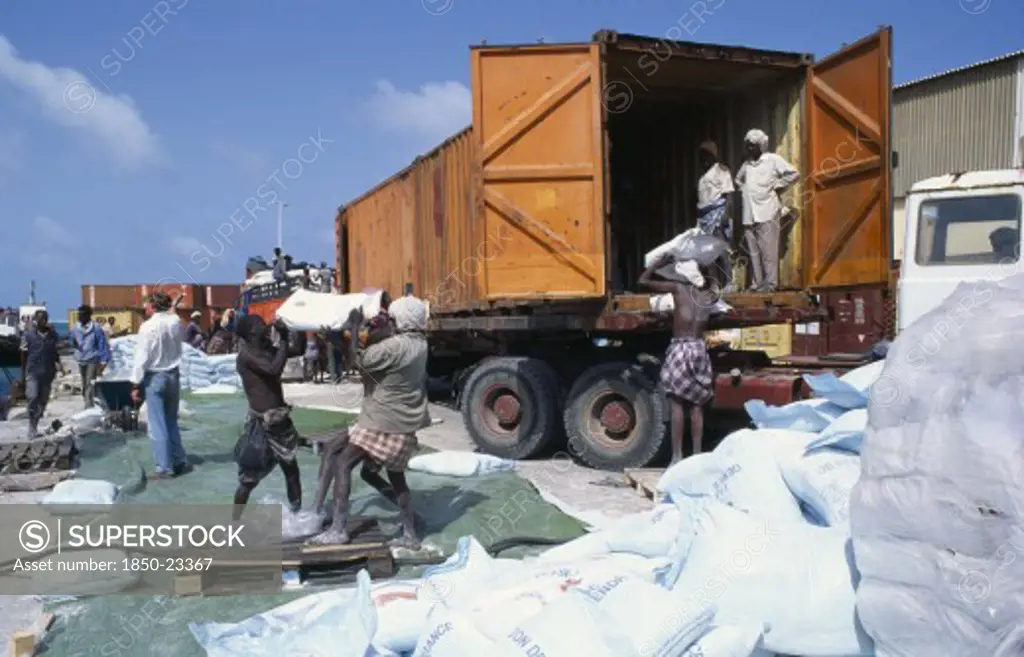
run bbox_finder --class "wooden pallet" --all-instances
[623,468,663,501]
[174,516,394,595]
[10,612,54,657]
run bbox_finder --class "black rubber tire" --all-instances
[563,361,668,471]
[460,357,561,460]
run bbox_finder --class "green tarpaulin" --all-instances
[37,392,586,656]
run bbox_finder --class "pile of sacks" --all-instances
[189,361,883,656]
[104,336,241,392]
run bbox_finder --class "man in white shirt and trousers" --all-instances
[130,291,192,480]
[696,141,735,292]
[735,129,800,293]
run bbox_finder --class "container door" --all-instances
[472,44,607,300]
[804,27,892,288]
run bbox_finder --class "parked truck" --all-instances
[336,27,896,470]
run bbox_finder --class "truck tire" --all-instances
[564,361,668,471]
[460,357,561,460]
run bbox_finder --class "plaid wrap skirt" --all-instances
[350,424,418,472]
[660,338,715,405]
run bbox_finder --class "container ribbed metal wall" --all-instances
[893,56,1021,197]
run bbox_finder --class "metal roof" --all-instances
[909,169,1024,193]
[895,49,1024,90]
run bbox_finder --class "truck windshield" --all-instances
[915,194,1022,266]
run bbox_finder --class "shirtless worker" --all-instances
[232,314,302,521]
[639,253,717,463]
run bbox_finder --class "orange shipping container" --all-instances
[204,284,242,308]
[338,128,478,311]
[339,28,893,314]
[81,285,137,309]
[134,283,204,309]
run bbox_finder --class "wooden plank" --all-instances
[0,471,75,492]
[623,468,663,502]
[9,612,54,657]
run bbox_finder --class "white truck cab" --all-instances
[898,169,1024,333]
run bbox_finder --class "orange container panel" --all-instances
[472,44,607,301]
[341,128,478,312]
[204,284,242,308]
[134,283,204,309]
[81,285,138,308]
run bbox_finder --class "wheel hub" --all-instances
[493,393,522,424]
[599,400,633,434]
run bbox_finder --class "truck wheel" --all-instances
[460,357,561,460]
[564,361,667,471]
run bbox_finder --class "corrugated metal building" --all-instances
[892,50,1024,261]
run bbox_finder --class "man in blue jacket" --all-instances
[71,305,111,409]
[20,310,66,436]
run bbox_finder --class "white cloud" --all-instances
[210,140,269,179]
[168,236,205,258]
[366,79,471,142]
[33,216,74,248]
[0,35,163,171]
[0,129,23,178]
[22,216,78,271]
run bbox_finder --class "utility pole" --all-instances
[275,201,288,252]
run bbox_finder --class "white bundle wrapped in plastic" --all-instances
[851,275,1024,657]
[274,288,384,332]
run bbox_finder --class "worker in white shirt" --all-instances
[696,141,736,292]
[734,128,800,293]
[129,291,192,480]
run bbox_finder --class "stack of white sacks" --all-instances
[189,361,882,656]
[104,336,241,392]
[189,273,1024,656]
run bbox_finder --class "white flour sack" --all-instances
[662,499,873,656]
[491,591,638,657]
[462,553,672,640]
[274,288,379,332]
[680,624,769,657]
[657,429,814,525]
[411,604,495,657]
[780,448,862,527]
[418,536,526,609]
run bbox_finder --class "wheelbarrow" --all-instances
[94,378,140,431]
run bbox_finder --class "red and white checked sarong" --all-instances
[349,424,418,472]
[660,338,714,405]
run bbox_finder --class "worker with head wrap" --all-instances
[696,140,736,291]
[309,295,431,549]
[232,313,302,521]
[735,128,800,292]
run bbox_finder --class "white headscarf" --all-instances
[744,129,770,151]
[389,296,428,333]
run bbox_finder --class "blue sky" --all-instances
[0,0,1021,314]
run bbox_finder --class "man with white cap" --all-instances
[309,295,430,549]
[735,128,799,292]
[183,311,205,350]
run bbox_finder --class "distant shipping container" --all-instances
[81,285,137,309]
[67,308,141,335]
[204,284,242,308]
